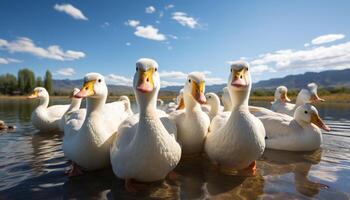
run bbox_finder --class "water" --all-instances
[0,98,349,199]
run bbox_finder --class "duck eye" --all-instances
[304,111,308,114]
[230,69,233,72]
[155,68,157,72]
[209,96,211,98]
[240,75,243,79]
[188,79,191,83]
[136,67,138,72]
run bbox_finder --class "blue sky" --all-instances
[1,0,350,86]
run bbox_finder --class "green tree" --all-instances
[44,70,53,95]
[0,73,17,95]
[17,68,35,94]
[36,76,44,87]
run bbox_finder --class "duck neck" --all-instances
[137,90,158,117]
[67,98,82,112]
[86,95,106,116]
[38,96,49,108]
[184,93,201,113]
[229,87,250,112]
[209,100,219,116]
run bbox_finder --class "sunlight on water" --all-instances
[0,99,349,199]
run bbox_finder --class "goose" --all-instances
[221,87,232,111]
[58,88,83,131]
[250,103,330,151]
[171,72,210,155]
[274,83,324,116]
[110,58,181,192]
[28,87,70,132]
[63,73,132,176]
[203,93,223,121]
[270,86,291,112]
[205,61,265,172]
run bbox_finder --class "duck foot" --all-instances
[242,161,257,175]
[66,162,84,177]
[167,171,179,181]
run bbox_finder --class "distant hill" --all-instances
[254,68,350,89]
[53,68,350,95]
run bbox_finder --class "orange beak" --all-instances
[74,80,96,98]
[310,94,325,102]
[192,81,206,104]
[27,91,39,99]
[137,69,154,93]
[176,97,185,110]
[311,113,330,132]
[281,92,291,102]
[231,68,248,88]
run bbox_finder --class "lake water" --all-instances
[0,98,349,199]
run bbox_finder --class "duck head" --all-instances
[74,73,108,99]
[228,61,251,91]
[205,92,220,108]
[133,58,160,111]
[294,104,330,131]
[69,88,81,98]
[297,83,324,105]
[27,87,49,99]
[307,83,325,102]
[274,86,291,103]
[176,89,185,110]
[183,72,206,106]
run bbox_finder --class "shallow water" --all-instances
[0,98,349,199]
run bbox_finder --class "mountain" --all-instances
[53,68,350,95]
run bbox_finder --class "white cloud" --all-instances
[249,39,350,72]
[134,25,166,41]
[158,70,224,86]
[56,68,75,76]
[172,12,199,29]
[106,74,133,86]
[0,57,21,65]
[145,6,156,14]
[161,80,183,87]
[311,34,345,45]
[304,43,310,47]
[101,22,110,28]
[159,11,164,18]
[54,4,88,21]
[0,37,85,61]
[125,20,140,27]
[164,4,174,10]
[250,65,276,74]
[126,42,131,46]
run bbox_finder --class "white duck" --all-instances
[171,72,210,155]
[58,88,83,131]
[203,93,223,121]
[270,86,291,112]
[250,104,330,151]
[205,61,265,172]
[221,87,232,111]
[110,58,181,192]
[63,73,132,176]
[165,89,184,113]
[28,87,70,132]
[274,83,324,116]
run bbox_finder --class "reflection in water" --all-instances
[0,99,350,199]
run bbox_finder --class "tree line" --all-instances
[0,69,53,95]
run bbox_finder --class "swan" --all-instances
[58,88,83,131]
[221,87,232,111]
[203,93,223,121]
[250,104,330,151]
[171,72,210,155]
[273,83,324,116]
[28,87,70,132]
[205,61,265,172]
[63,73,132,176]
[110,58,181,192]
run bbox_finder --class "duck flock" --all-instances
[26,58,330,192]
